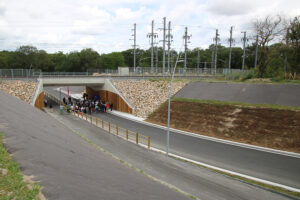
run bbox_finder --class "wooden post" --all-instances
[148,136,151,149]
[126,129,128,140]
[136,133,139,144]
[116,126,119,136]
[109,122,111,133]
[96,118,98,126]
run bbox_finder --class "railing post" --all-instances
[109,122,111,133]
[148,136,151,149]
[136,133,139,144]
[102,120,104,129]
[116,126,119,136]
[126,129,128,140]
[96,118,98,126]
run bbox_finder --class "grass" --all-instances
[171,155,300,199]
[0,133,41,200]
[173,97,300,111]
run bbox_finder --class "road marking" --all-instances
[147,146,300,194]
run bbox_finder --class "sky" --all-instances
[0,0,299,54]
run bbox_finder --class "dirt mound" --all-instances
[147,101,300,153]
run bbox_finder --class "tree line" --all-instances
[0,15,299,78]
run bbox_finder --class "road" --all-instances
[44,86,300,190]
[175,82,300,107]
[0,91,189,200]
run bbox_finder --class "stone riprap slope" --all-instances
[0,81,36,103]
[112,80,186,118]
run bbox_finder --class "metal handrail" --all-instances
[45,91,151,149]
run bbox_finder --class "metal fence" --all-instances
[0,69,41,79]
[0,68,250,79]
[45,92,151,149]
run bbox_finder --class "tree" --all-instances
[64,51,81,72]
[286,16,300,73]
[99,52,125,69]
[35,50,53,71]
[51,52,67,72]
[253,15,285,77]
[79,48,100,71]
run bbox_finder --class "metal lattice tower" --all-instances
[213,29,220,74]
[241,31,248,70]
[183,27,191,75]
[130,23,138,73]
[159,17,167,77]
[147,20,158,74]
[228,26,234,71]
[166,21,173,74]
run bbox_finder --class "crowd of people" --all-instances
[62,93,113,114]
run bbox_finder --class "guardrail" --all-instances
[44,92,151,149]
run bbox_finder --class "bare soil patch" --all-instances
[146,101,300,153]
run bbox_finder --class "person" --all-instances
[44,99,48,107]
[106,102,109,112]
[49,103,52,109]
[63,97,66,105]
[110,103,113,111]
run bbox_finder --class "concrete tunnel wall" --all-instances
[41,77,133,114]
[32,78,44,109]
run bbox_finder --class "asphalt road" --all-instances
[48,105,293,200]
[0,91,190,200]
[44,86,300,189]
[175,82,300,107]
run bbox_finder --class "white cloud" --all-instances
[0,0,299,53]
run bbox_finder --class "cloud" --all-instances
[0,0,300,53]
[206,0,256,16]
[0,1,6,16]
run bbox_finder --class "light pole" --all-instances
[166,58,184,156]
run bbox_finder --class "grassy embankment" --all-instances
[173,97,300,111]
[0,133,42,199]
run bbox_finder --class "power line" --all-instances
[147,20,158,74]
[159,17,167,77]
[228,26,234,71]
[213,29,220,73]
[131,23,138,72]
[241,31,248,70]
[183,27,192,75]
[166,21,173,74]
